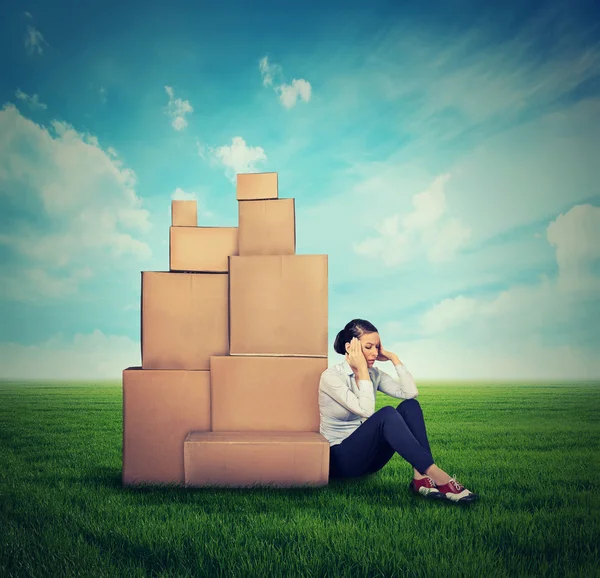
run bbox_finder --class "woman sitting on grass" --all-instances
[319,318,478,504]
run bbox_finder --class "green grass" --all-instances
[1,380,599,577]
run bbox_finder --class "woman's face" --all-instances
[359,332,381,366]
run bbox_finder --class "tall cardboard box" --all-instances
[141,271,229,370]
[125,171,332,490]
[238,198,295,255]
[228,254,328,356]
[237,172,278,200]
[123,368,211,486]
[210,356,328,431]
[184,432,329,488]
[170,226,239,272]
[172,200,197,226]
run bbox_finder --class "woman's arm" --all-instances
[377,362,419,399]
[319,370,376,418]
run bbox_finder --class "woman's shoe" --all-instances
[436,476,479,503]
[409,476,445,499]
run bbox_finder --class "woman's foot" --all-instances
[436,477,479,503]
[423,464,452,486]
[408,476,445,500]
[422,465,478,503]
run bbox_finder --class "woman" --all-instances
[319,318,478,503]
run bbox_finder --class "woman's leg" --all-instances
[396,398,433,457]
[363,398,434,476]
[329,405,435,480]
[395,399,463,487]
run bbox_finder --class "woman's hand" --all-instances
[376,344,399,364]
[345,337,368,374]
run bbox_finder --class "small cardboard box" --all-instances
[229,254,328,356]
[184,431,329,488]
[141,271,229,370]
[122,367,211,486]
[237,172,278,201]
[210,356,328,431]
[170,226,239,272]
[238,198,295,255]
[171,200,197,226]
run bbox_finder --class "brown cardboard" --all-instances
[141,271,229,370]
[229,255,328,356]
[184,431,329,488]
[238,198,295,255]
[122,367,211,486]
[170,227,239,272]
[237,172,278,201]
[172,200,197,226]
[210,356,327,431]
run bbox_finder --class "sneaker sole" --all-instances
[408,484,446,500]
[441,492,479,503]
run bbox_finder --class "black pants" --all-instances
[329,399,436,480]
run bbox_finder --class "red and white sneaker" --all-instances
[436,476,479,503]
[409,476,445,499]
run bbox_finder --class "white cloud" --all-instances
[413,203,600,377]
[171,188,197,201]
[99,86,107,104]
[15,89,47,110]
[352,172,471,265]
[279,79,312,109]
[209,136,267,183]
[164,86,193,131]
[0,104,152,301]
[259,55,280,87]
[1,267,94,301]
[547,204,600,291]
[0,330,141,380]
[259,56,312,109]
[24,25,48,55]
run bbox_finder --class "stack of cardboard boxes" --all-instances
[122,172,331,488]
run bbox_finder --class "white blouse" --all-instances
[319,358,419,446]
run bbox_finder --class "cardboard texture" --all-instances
[229,254,328,356]
[171,200,197,226]
[122,368,211,486]
[123,171,332,488]
[169,226,239,272]
[184,431,329,488]
[210,356,328,431]
[237,172,278,200]
[238,198,295,255]
[141,271,229,370]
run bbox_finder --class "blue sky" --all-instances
[1,0,599,381]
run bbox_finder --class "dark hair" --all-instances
[333,318,379,355]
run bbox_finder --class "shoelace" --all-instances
[450,475,464,492]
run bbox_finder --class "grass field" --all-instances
[1,380,599,577]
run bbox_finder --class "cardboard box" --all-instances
[122,367,211,486]
[210,356,327,431]
[184,431,329,488]
[172,200,197,226]
[229,255,328,356]
[141,271,229,370]
[170,227,239,272]
[238,198,295,255]
[237,172,278,201]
